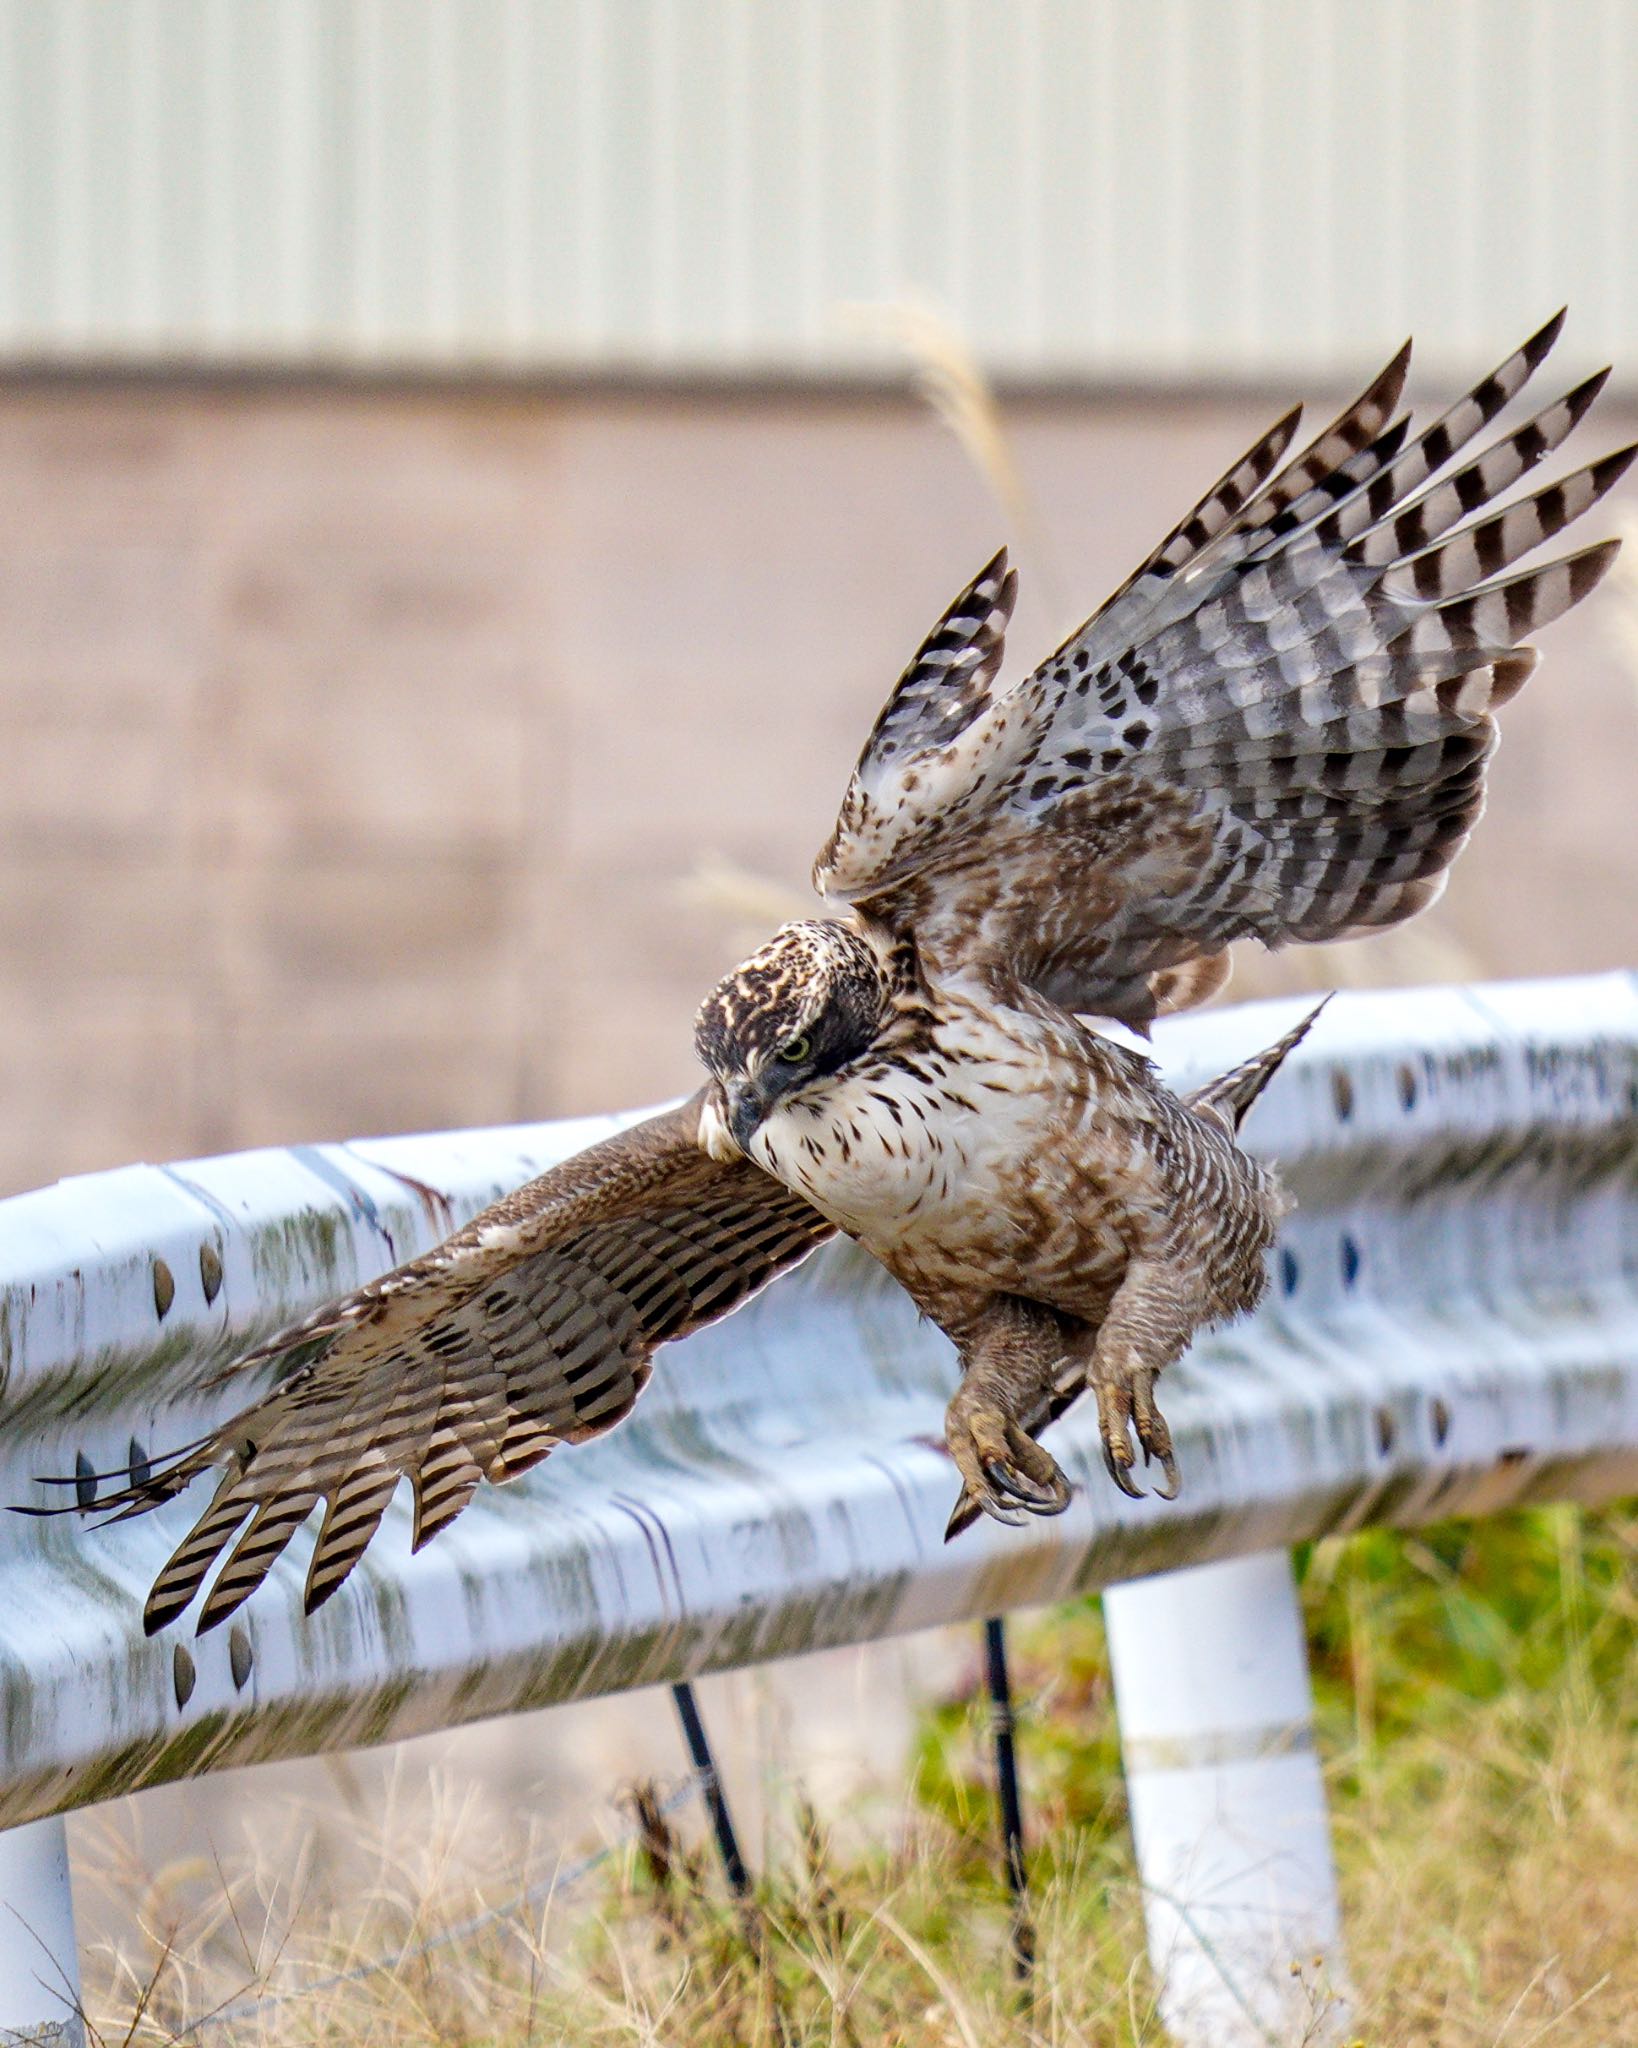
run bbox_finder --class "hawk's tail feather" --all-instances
[1188,996,1332,1135]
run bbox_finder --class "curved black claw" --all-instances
[982,1456,1069,1513]
[1102,1441,1145,1500]
[945,1390,1074,1534]
[1097,1368,1186,1503]
[1131,1370,1182,1501]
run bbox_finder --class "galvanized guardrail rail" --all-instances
[3,974,1638,2048]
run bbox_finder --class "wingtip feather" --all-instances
[1568,535,1623,598]
[1572,365,1612,415]
[303,1575,344,1619]
[144,1590,188,1637]
[196,1578,257,1636]
[944,1490,981,1542]
[1528,307,1569,365]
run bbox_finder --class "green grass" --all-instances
[84,1503,1638,2047]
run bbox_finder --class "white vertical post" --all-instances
[1104,1550,1348,2048]
[0,1817,83,2048]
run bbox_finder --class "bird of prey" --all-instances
[55,313,1631,1634]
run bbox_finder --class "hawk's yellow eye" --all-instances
[777,1035,812,1064]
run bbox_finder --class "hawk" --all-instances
[51,314,1631,1634]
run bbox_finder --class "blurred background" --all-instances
[1,0,1637,1199]
[3,1,1637,2027]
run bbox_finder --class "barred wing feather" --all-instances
[815,316,1631,1028]
[62,1095,833,1635]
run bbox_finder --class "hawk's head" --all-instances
[694,920,887,1160]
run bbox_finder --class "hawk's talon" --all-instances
[1102,1441,1146,1500]
[982,1457,1036,1506]
[982,1455,1067,1512]
[979,1490,1032,1528]
[1130,1368,1181,1501]
[945,1389,1072,1531]
[1096,1366,1183,1503]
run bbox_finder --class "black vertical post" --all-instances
[983,1616,1035,1980]
[671,1679,751,1898]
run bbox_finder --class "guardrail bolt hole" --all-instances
[74,1450,96,1511]
[1375,1407,1396,1456]
[1397,1063,1418,1111]
[127,1437,150,1489]
[1330,1070,1354,1121]
[229,1625,254,1692]
[172,1645,196,1709]
[1340,1235,1360,1288]
[1280,1249,1299,1296]
[152,1256,176,1320]
[199,1242,223,1305]
[1431,1397,1451,1447]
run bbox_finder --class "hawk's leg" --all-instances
[943,1296,1076,1538]
[1088,1258,1196,1501]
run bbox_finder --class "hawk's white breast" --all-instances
[748,999,1065,1253]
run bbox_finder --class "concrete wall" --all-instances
[1,376,1635,1197]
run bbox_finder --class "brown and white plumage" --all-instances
[50,317,1629,1629]
[815,312,1627,1030]
[64,1098,832,1634]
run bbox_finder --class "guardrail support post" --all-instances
[670,1681,750,1899]
[0,1815,83,2048]
[1103,1549,1347,2048]
[981,1617,1034,1980]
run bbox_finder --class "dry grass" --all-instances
[74,1510,1638,2048]
[847,296,1067,626]
[1342,1700,1638,2044]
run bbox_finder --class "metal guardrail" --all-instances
[3,974,1638,2046]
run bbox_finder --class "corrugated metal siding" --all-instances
[0,0,1634,386]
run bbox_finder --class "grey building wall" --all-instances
[0,0,1633,388]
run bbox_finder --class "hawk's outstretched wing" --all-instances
[52,1095,833,1634]
[815,313,1632,1028]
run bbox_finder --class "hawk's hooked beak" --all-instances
[698,1076,771,1162]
